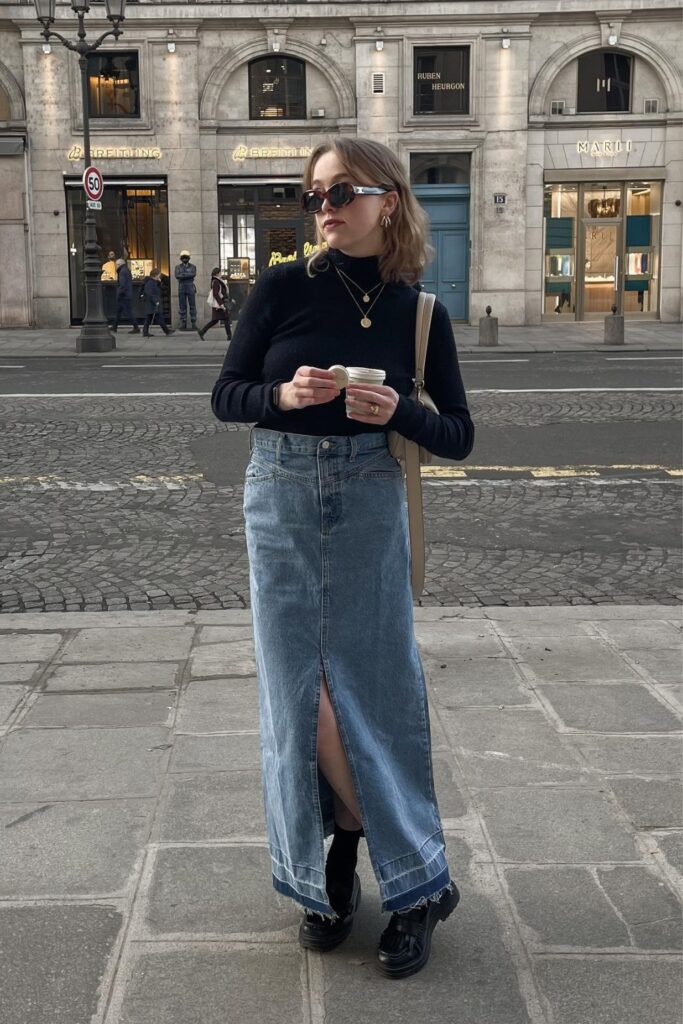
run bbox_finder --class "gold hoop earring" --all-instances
[381,214,392,229]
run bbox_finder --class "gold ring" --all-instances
[370,403,380,416]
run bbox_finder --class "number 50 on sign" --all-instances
[83,166,104,202]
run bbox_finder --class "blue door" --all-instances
[414,185,470,321]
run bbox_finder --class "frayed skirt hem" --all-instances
[272,874,338,921]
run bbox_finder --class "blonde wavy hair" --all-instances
[303,138,433,286]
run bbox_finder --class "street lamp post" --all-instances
[34,0,127,352]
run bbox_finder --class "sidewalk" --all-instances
[0,320,680,358]
[0,606,681,1023]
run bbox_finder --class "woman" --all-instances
[142,269,174,337]
[211,138,474,980]
[197,267,232,340]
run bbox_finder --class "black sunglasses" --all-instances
[300,181,393,214]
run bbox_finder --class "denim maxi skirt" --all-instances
[243,428,452,920]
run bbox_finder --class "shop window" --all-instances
[624,181,661,314]
[248,57,306,119]
[87,51,140,118]
[543,184,578,317]
[410,152,471,185]
[414,46,470,116]
[577,51,632,113]
[66,183,169,324]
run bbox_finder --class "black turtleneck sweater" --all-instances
[211,248,474,461]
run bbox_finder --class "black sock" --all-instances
[325,823,362,914]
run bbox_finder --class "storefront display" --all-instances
[65,180,170,325]
[217,180,318,314]
[543,181,661,320]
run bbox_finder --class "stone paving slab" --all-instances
[534,959,682,1024]
[190,640,256,678]
[169,733,261,773]
[0,799,156,898]
[21,691,176,729]
[0,663,39,683]
[569,735,683,775]
[0,904,123,1024]
[140,845,296,939]
[0,607,680,1024]
[176,678,260,732]
[60,626,194,663]
[0,686,25,727]
[154,770,266,842]
[620,646,683,683]
[439,706,586,787]
[510,635,642,682]
[536,682,682,732]
[477,787,640,862]
[0,727,170,801]
[114,945,305,1024]
[608,778,683,828]
[43,661,180,692]
[0,633,63,663]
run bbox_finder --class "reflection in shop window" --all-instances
[543,184,577,317]
[248,57,306,119]
[87,51,140,118]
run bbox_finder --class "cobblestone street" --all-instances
[1,388,681,611]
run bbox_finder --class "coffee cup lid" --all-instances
[328,364,349,388]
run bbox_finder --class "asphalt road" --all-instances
[1,352,681,610]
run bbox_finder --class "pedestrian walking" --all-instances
[197,268,232,340]
[211,137,474,979]
[141,268,175,337]
[174,249,198,330]
[111,258,140,334]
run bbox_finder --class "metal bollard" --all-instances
[604,304,625,345]
[479,305,499,346]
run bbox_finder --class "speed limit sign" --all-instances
[83,165,104,202]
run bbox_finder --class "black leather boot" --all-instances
[298,872,361,952]
[375,883,460,979]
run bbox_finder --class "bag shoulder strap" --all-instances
[414,291,437,396]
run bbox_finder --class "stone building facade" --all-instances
[0,0,681,330]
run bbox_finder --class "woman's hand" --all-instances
[278,366,341,412]
[345,383,399,426]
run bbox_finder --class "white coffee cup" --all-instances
[344,366,386,418]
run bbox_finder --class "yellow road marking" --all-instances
[421,464,682,478]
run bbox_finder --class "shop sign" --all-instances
[233,145,313,162]
[67,145,162,161]
[414,46,470,116]
[576,139,634,157]
[269,241,323,266]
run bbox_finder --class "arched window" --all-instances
[248,56,306,119]
[577,50,632,113]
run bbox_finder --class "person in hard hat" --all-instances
[174,249,198,330]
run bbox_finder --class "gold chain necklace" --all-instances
[334,266,386,328]
[334,265,384,304]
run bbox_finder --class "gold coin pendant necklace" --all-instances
[335,265,384,304]
[334,266,386,328]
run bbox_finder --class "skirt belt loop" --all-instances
[349,435,358,462]
[248,425,255,453]
[276,433,283,465]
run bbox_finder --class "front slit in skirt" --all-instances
[243,427,452,920]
